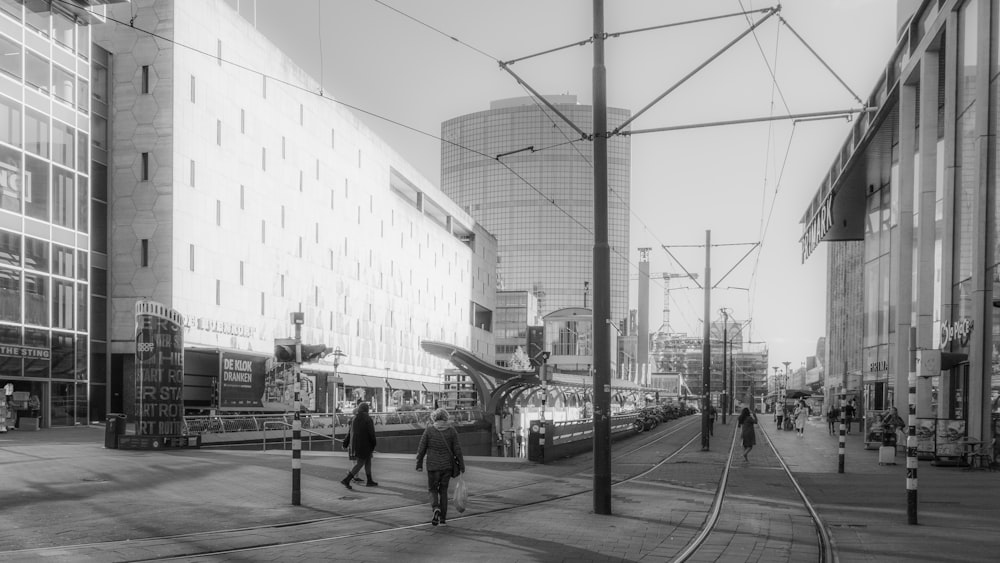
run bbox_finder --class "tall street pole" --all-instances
[591,0,612,516]
[291,311,304,506]
[701,230,711,450]
[721,308,728,424]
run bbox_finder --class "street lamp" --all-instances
[782,361,791,405]
[331,346,346,413]
[772,366,779,410]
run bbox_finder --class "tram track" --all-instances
[5,416,836,562]
[672,422,834,563]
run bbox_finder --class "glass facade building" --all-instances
[441,96,631,328]
[0,0,118,429]
[803,0,1000,451]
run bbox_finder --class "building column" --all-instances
[892,77,916,417]
[914,50,939,413]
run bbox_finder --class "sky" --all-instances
[249,0,900,374]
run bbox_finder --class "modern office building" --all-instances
[441,95,631,330]
[83,0,496,420]
[801,0,1000,456]
[0,0,125,430]
[493,289,541,368]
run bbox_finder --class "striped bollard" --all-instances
[838,394,845,473]
[906,365,917,524]
[292,362,302,506]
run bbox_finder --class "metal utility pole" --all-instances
[721,308,728,424]
[591,0,612,516]
[290,311,304,506]
[701,230,711,451]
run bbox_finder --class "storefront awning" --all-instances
[340,373,382,388]
[386,378,423,391]
[422,382,444,393]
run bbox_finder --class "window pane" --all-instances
[0,0,24,21]
[25,49,48,92]
[51,120,72,168]
[0,229,19,266]
[25,154,48,220]
[52,11,73,50]
[52,64,74,105]
[23,271,47,326]
[76,249,86,280]
[91,161,105,201]
[53,278,71,329]
[76,174,87,233]
[51,332,74,379]
[91,199,106,253]
[24,0,48,36]
[91,114,106,150]
[0,94,21,147]
[76,130,86,171]
[23,236,46,271]
[25,108,48,157]
[52,167,72,228]
[0,143,22,213]
[0,266,19,322]
[53,243,72,276]
[76,77,88,113]
[76,23,89,60]
[76,283,86,332]
[0,33,22,78]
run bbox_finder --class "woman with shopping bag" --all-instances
[415,408,465,526]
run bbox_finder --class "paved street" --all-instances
[1,417,997,562]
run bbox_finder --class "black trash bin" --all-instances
[104,413,126,449]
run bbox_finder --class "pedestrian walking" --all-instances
[708,405,717,436]
[826,404,840,435]
[415,407,465,526]
[775,403,784,431]
[738,407,758,461]
[793,400,809,437]
[339,402,378,489]
[844,399,856,434]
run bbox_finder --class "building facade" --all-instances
[88,0,496,419]
[0,0,125,429]
[802,0,1000,451]
[441,96,631,330]
[493,289,541,368]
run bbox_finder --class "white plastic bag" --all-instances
[454,475,468,513]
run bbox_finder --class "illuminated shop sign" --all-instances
[0,344,50,359]
[800,192,834,263]
[940,318,973,348]
[182,315,256,338]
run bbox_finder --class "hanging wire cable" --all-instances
[317,0,324,96]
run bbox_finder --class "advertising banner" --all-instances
[134,300,184,436]
[218,351,267,409]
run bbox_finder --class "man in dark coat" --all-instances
[340,402,377,489]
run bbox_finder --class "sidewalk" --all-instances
[0,420,997,562]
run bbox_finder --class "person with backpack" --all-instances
[415,408,465,526]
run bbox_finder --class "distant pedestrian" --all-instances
[340,402,377,489]
[883,406,906,446]
[516,426,524,457]
[826,405,840,435]
[775,403,784,431]
[738,407,758,461]
[844,399,856,434]
[793,400,808,437]
[708,405,717,436]
[415,408,465,526]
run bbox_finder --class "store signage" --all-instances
[218,351,267,409]
[134,300,184,436]
[182,315,256,338]
[801,192,835,262]
[940,318,973,348]
[0,344,50,359]
[868,360,888,373]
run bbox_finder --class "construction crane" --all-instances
[657,272,697,334]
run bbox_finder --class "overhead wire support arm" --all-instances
[502,37,594,66]
[606,7,774,39]
[662,245,703,290]
[621,108,872,136]
[496,146,535,160]
[778,15,865,107]
[612,6,780,135]
[498,61,589,139]
[713,242,761,289]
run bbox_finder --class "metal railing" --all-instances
[261,420,337,451]
[182,409,487,438]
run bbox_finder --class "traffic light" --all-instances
[301,344,332,363]
[274,338,297,363]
